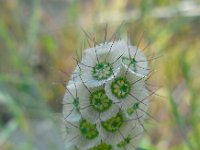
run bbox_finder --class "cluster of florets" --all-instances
[62,40,150,150]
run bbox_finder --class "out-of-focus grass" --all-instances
[0,0,200,150]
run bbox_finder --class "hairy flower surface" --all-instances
[63,83,119,123]
[63,39,150,150]
[69,41,125,88]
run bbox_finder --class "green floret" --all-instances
[111,77,131,99]
[79,120,99,139]
[90,89,112,112]
[102,112,123,132]
[73,97,80,111]
[89,143,112,150]
[122,57,137,72]
[127,102,140,116]
[92,62,113,80]
[117,135,131,147]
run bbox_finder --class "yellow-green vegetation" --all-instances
[0,0,200,150]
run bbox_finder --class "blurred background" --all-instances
[0,0,200,150]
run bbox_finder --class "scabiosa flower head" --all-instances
[63,38,151,150]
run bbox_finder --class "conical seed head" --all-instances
[63,40,150,150]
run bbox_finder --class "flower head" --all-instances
[63,39,151,150]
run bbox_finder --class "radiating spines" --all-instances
[79,85,119,123]
[63,119,101,150]
[114,123,144,150]
[97,111,129,145]
[69,40,127,88]
[68,39,149,88]
[63,81,120,123]
[117,40,150,76]
[62,83,82,122]
[97,111,144,147]
[125,88,149,120]
[104,66,148,118]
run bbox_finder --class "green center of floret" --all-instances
[127,102,140,116]
[102,112,123,132]
[90,143,112,150]
[90,89,112,112]
[73,97,80,111]
[111,77,131,99]
[122,57,137,72]
[79,120,99,139]
[117,135,131,147]
[92,62,113,80]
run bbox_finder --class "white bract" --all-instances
[63,40,150,150]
